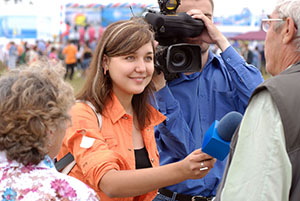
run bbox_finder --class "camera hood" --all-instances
[145,12,205,46]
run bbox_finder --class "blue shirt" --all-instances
[154,46,264,197]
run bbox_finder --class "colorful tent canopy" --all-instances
[230,30,266,41]
[65,3,151,9]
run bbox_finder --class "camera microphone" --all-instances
[145,12,165,31]
[145,12,204,43]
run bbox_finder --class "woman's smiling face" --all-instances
[106,42,154,99]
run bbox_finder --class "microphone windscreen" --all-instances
[217,111,243,142]
[145,13,165,30]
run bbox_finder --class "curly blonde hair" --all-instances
[0,60,75,165]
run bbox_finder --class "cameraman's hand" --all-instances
[179,149,216,180]
[187,9,230,52]
[152,70,166,91]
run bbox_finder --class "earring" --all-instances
[104,68,108,75]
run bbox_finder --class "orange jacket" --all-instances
[57,93,166,201]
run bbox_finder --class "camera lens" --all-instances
[172,51,186,67]
[170,47,192,69]
[166,44,202,73]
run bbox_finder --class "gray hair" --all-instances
[274,0,300,50]
[0,60,75,165]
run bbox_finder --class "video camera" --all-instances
[144,0,205,81]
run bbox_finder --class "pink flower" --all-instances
[51,179,77,198]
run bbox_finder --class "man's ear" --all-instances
[282,17,297,44]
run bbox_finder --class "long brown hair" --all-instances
[76,18,155,129]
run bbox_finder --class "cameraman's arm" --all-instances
[188,9,264,110]
[152,71,166,91]
[220,46,264,110]
[152,73,196,158]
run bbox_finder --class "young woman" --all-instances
[57,18,215,201]
[80,41,93,77]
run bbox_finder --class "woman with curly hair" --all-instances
[0,61,99,200]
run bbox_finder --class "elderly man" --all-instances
[215,0,300,201]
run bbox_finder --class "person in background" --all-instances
[0,60,99,200]
[98,26,105,41]
[76,42,83,71]
[62,40,78,80]
[241,42,254,64]
[79,26,85,46]
[49,47,58,61]
[26,45,39,65]
[57,18,216,201]
[152,0,264,200]
[36,39,47,56]
[61,22,71,44]
[215,0,300,200]
[16,42,24,64]
[18,41,28,65]
[7,41,18,69]
[88,25,96,45]
[80,41,93,77]
[252,46,262,70]
[260,44,266,74]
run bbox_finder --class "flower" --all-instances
[43,155,54,168]
[2,187,17,201]
[20,165,35,173]
[51,179,77,198]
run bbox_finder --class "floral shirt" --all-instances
[0,152,99,201]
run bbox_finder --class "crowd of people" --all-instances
[0,26,102,80]
[0,0,300,201]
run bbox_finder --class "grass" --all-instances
[0,63,86,95]
[260,66,271,80]
[262,73,270,80]
[0,61,7,76]
[65,70,85,95]
[0,63,270,95]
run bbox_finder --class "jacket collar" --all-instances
[103,93,166,128]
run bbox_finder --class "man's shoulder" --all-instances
[254,65,300,98]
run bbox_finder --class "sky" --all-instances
[105,0,278,16]
[49,0,277,17]
[213,0,276,16]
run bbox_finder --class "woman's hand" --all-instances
[180,148,216,179]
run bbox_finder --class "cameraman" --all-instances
[152,0,264,200]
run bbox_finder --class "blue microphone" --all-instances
[202,111,243,161]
